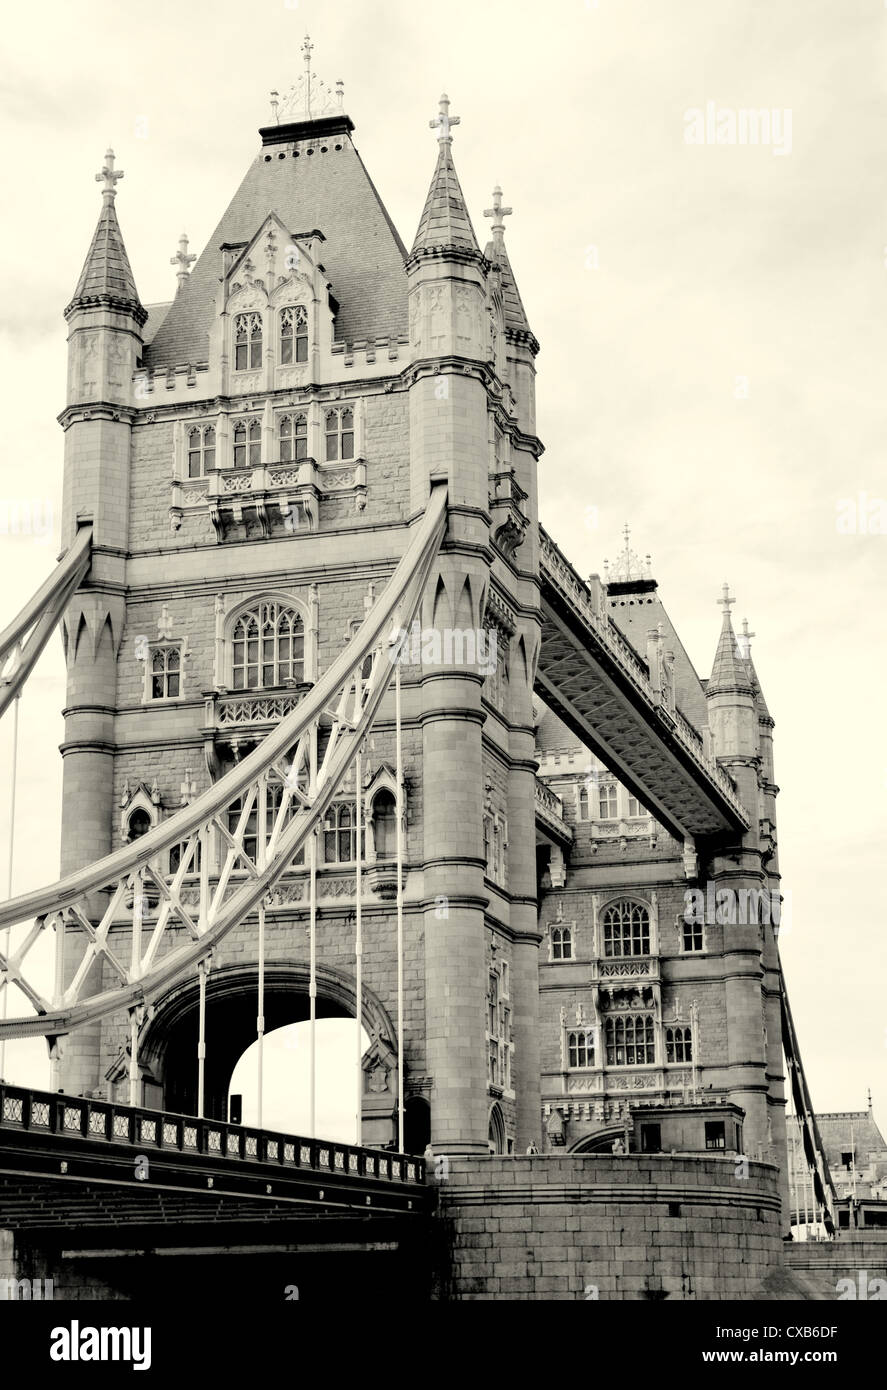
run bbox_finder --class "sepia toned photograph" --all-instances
[0,0,884,1359]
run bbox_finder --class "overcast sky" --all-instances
[0,0,884,1133]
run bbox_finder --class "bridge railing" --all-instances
[0,1083,425,1187]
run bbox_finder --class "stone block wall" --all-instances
[433,1153,783,1300]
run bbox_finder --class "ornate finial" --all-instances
[430,93,460,143]
[735,617,755,660]
[170,232,196,289]
[717,583,735,618]
[96,147,124,200]
[484,185,513,242]
[604,522,652,583]
[302,33,314,117]
[273,40,343,124]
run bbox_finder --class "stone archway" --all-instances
[488,1101,507,1154]
[120,961,398,1132]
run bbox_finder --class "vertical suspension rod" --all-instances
[395,660,404,1154]
[0,688,21,1081]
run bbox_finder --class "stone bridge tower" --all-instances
[56,63,544,1155]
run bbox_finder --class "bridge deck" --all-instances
[538,525,750,842]
[0,1085,429,1230]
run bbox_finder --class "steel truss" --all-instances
[0,486,447,1044]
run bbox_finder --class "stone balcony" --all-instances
[201,683,312,773]
[534,776,573,851]
[170,457,367,540]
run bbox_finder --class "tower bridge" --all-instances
[0,48,836,1300]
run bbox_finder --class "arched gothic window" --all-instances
[279,305,308,365]
[567,1030,595,1068]
[151,646,180,699]
[599,782,619,818]
[665,1025,693,1063]
[187,425,216,478]
[605,1013,655,1066]
[577,785,590,820]
[230,601,304,690]
[323,803,355,864]
[325,407,354,462]
[602,900,650,957]
[550,925,573,960]
[127,809,151,842]
[234,312,262,371]
[233,419,261,469]
[372,789,397,859]
[279,414,307,463]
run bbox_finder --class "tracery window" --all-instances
[550,925,573,960]
[279,414,308,463]
[233,419,262,469]
[323,803,355,864]
[578,785,590,820]
[187,425,216,478]
[665,1025,693,1063]
[230,601,304,690]
[568,1030,595,1069]
[234,311,262,371]
[151,646,181,699]
[598,782,619,819]
[605,1013,655,1066]
[602,900,650,957]
[325,407,354,462]
[280,305,308,365]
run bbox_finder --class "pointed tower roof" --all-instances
[707,584,754,696]
[737,618,772,719]
[603,525,709,730]
[65,149,146,324]
[482,185,536,341]
[146,45,408,367]
[411,95,481,257]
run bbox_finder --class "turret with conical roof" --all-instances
[57,150,144,1088]
[482,184,539,435]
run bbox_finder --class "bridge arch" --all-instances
[117,961,397,1126]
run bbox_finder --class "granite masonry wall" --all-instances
[432,1153,784,1300]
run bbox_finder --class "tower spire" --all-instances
[66,147,145,324]
[708,583,753,694]
[411,94,479,258]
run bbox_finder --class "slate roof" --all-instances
[145,132,409,369]
[607,588,710,731]
[141,301,173,347]
[66,198,146,323]
[816,1111,887,1165]
[411,141,480,255]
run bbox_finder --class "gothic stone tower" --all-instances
[56,69,543,1154]
[534,535,789,1222]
